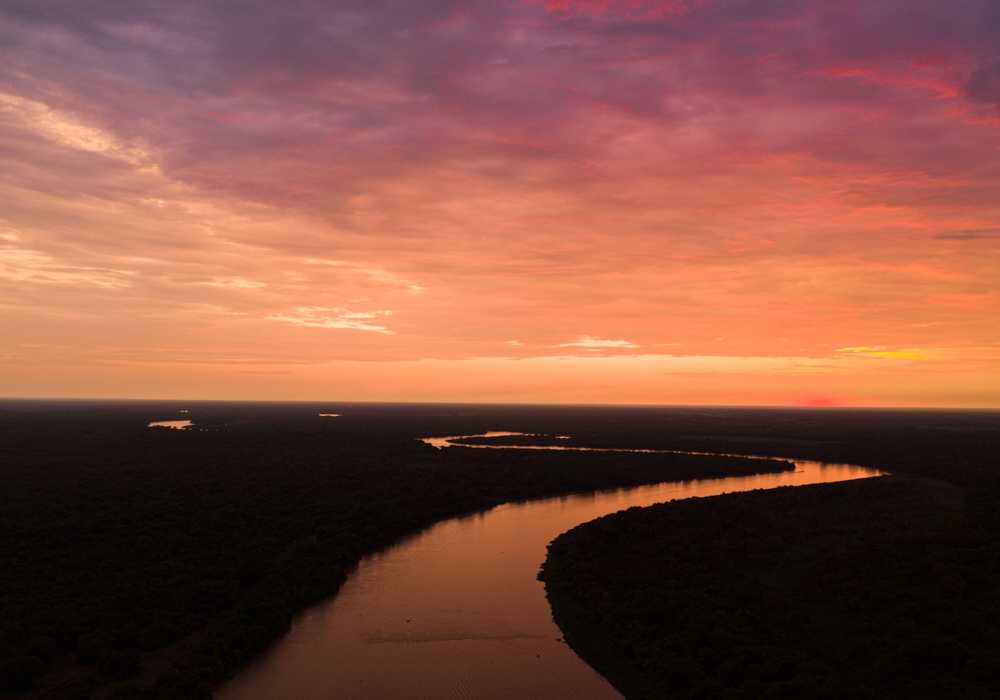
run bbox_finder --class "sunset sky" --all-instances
[1,0,998,406]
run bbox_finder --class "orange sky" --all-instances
[1,0,999,406]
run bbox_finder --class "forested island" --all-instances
[0,401,791,699]
[541,410,1000,698]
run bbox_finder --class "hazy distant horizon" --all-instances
[3,396,998,410]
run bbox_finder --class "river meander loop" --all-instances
[216,443,883,700]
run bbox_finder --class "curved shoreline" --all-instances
[539,474,976,699]
[216,453,882,699]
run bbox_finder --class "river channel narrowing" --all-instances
[215,436,884,700]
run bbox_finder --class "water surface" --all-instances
[420,432,793,461]
[216,456,883,700]
[148,420,193,429]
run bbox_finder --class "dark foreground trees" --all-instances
[0,401,791,699]
[541,423,1000,699]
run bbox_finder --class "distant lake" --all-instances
[216,444,883,700]
[148,420,193,430]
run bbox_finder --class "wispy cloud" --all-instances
[267,307,395,334]
[201,278,267,289]
[0,247,133,288]
[553,336,639,349]
[306,260,424,293]
[0,93,150,165]
[835,347,931,360]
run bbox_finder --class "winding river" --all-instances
[216,439,883,700]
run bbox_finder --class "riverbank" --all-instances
[0,402,793,699]
[215,460,879,700]
[541,475,1000,698]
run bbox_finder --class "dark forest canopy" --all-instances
[0,400,804,699]
[540,408,1000,699]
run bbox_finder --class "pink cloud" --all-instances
[0,0,998,404]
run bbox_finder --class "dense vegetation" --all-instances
[0,401,792,699]
[540,410,1000,699]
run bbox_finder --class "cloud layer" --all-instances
[1,0,998,404]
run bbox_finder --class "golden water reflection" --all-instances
[147,420,193,429]
[215,458,884,700]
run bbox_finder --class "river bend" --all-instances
[216,454,883,700]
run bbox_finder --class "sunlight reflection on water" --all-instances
[147,420,193,430]
[420,432,787,461]
[217,437,885,700]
